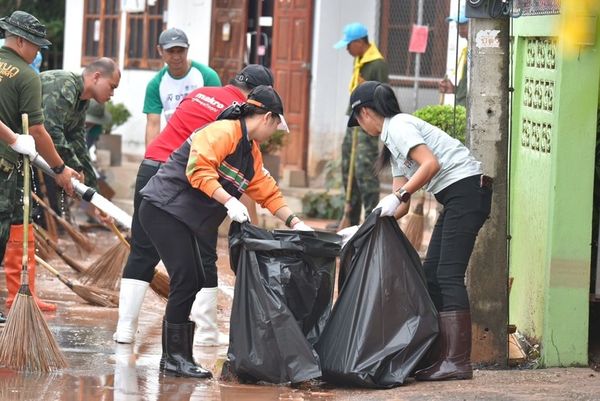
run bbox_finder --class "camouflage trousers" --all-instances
[341,126,380,226]
[0,157,28,261]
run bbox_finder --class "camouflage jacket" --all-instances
[40,70,96,189]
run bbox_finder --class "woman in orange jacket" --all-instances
[138,85,312,378]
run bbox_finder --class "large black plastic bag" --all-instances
[227,222,341,384]
[315,211,439,388]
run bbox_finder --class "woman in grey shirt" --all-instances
[347,81,492,381]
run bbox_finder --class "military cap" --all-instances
[0,11,52,47]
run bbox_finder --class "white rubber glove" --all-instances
[9,134,37,158]
[225,197,250,223]
[376,193,401,217]
[292,220,314,231]
[337,225,359,248]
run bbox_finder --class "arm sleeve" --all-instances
[186,124,235,197]
[42,85,83,171]
[143,75,163,114]
[196,62,222,87]
[244,144,286,214]
[388,117,425,159]
[19,73,45,126]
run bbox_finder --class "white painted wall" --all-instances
[308,0,378,179]
[63,0,213,156]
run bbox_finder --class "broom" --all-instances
[0,113,68,372]
[32,192,94,253]
[81,222,130,290]
[404,190,426,251]
[33,223,88,273]
[36,255,119,308]
[35,168,59,242]
[337,127,359,230]
[81,239,129,291]
[150,268,169,301]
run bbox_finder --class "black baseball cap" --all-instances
[233,64,274,88]
[247,85,289,132]
[347,81,382,127]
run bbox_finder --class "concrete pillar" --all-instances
[466,16,510,367]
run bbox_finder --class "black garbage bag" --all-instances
[227,222,341,384]
[315,211,439,388]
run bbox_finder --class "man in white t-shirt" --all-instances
[143,28,221,147]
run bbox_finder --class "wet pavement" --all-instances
[0,226,599,401]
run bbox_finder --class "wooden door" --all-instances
[271,0,313,174]
[210,0,248,84]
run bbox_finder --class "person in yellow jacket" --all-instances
[138,85,313,378]
[333,22,389,228]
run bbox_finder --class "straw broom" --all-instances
[108,223,170,300]
[150,268,169,301]
[404,190,426,251]
[32,192,94,253]
[36,255,119,308]
[0,113,68,372]
[33,223,88,273]
[80,223,129,290]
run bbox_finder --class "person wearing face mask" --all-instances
[348,81,492,381]
[138,85,313,378]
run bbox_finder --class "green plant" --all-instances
[302,191,344,219]
[413,104,467,143]
[105,101,132,134]
[260,129,287,154]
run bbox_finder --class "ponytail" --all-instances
[217,102,269,121]
[372,84,401,174]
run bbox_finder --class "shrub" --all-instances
[105,101,131,134]
[413,104,466,143]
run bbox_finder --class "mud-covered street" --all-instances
[0,227,599,401]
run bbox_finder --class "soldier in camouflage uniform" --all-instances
[0,11,80,312]
[335,23,389,226]
[41,57,121,194]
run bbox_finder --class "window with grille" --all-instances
[379,0,450,87]
[82,0,120,65]
[125,0,168,69]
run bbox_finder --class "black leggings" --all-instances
[422,175,492,312]
[121,161,218,287]
[139,200,207,323]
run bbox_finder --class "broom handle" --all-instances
[31,192,77,233]
[345,127,359,204]
[34,255,73,287]
[109,222,130,250]
[21,114,30,274]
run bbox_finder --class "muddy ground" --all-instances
[0,224,599,401]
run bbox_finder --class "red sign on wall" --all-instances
[408,25,429,53]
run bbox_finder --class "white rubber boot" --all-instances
[113,278,150,343]
[190,287,229,346]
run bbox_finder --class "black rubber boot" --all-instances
[160,320,212,378]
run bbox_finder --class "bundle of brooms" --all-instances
[0,113,67,372]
